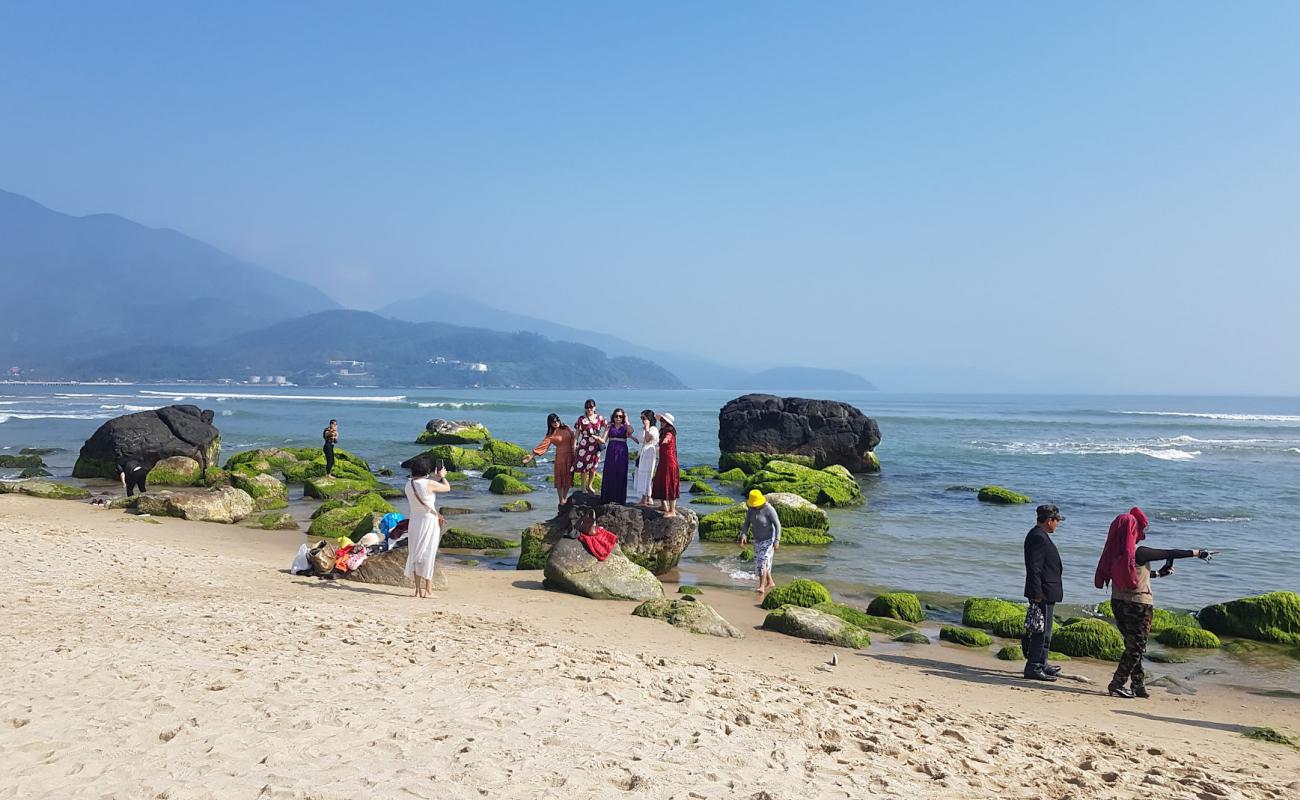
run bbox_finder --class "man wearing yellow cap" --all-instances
[740,489,782,595]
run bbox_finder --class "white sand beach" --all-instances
[2,494,1298,799]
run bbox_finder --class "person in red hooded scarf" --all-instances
[1094,507,1210,698]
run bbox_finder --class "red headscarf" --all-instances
[1093,507,1148,590]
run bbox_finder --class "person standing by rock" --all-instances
[740,490,781,595]
[404,457,451,598]
[322,419,339,477]
[116,458,150,497]
[523,413,576,509]
[1094,506,1211,698]
[600,408,632,505]
[631,409,659,507]
[1022,504,1065,682]
[572,400,606,495]
[652,412,680,518]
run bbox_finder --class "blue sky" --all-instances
[3,2,1298,393]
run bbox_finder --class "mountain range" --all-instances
[2,189,870,389]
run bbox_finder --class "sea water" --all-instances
[3,384,1298,614]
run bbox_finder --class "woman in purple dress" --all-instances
[599,408,631,504]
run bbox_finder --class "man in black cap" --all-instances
[1022,504,1065,682]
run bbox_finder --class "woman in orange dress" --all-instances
[523,413,576,508]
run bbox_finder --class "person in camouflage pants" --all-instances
[1110,599,1153,694]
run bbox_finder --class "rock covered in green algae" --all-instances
[1199,592,1300,646]
[940,626,994,647]
[976,485,1031,504]
[633,599,743,638]
[763,605,870,648]
[760,578,832,610]
[866,592,925,623]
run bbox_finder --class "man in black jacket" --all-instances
[1022,504,1065,682]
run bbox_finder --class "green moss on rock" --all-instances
[410,445,491,473]
[481,439,529,467]
[718,452,815,475]
[682,465,719,479]
[990,616,1028,639]
[1097,600,1200,633]
[517,523,548,570]
[698,496,831,543]
[940,626,993,647]
[304,475,382,499]
[760,578,832,610]
[1155,626,1221,649]
[813,602,914,636]
[2,479,90,500]
[677,585,703,596]
[71,455,117,479]
[0,454,45,469]
[716,468,747,484]
[893,631,931,644]
[962,597,1027,629]
[688,480,717,495]
[415,425,490,445]
[1050,619,1125,660]
[230,471,289,510]
[866,592,925,623]
[1199,592,1300,645]
[489,474,533,495]
[441,529,520,550]
[996,644,1024,660]
[249,512,298,531]
[762,605,871,648]
[482,465,527,481]
[744,461,863,507]
[977,486,1032,504]
[499,499,533,512]
[690,496,734,506]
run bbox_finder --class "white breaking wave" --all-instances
[99,404,163,412]
[0,412,107,423]
[1117,410,1300,423]
[973,440,1201,461]
[417,401,491,409]
[138,390,406,403]
[1287,448,1300,456]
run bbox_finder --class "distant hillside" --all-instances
[0,189,339,373]
[378,292,874,391]
[63,310,687,389]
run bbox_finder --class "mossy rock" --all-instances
[1242,728,1297,747]
[962,597,1027,629]
[813,601,914,636]
[108,495,139,509]
[1156,626,1221,649]
[18,467,52,478]
[146,456,203,487]
[304,475,382,499]
[940,626,993,647]
[71,455,117,479]
[996,644,1024,660]
[989,616,1029,639]
[516,523,549,570]
[691,496,734,506]
[410,445,492,473]
[1050,619,1124,661]
[716,468,747,484]
[682,465,719,479]
[308,507,372,539]
[201,467,231,487]
[489,474,533,495]
[739,545,753,562]
[687,480,717,495]
[866,592,925,623]
[762,605,871,648]
[441,529,520,550]
[415,425,490,445]
[718,452,814,475]
[677,585,702,596]
[230,471,289,511]
[1097,600,1200,633]
[249,512,298,531]
[893,631,931,645]
[481,439,529,467]
[977,486,1032,504]
[698,495,830,543]
[308,491,396,521]
[1145,651,1191,664]
[760,578,832,610]
[1199,592,1300,645]
[482,465,527,481]
[0,454,45,469]
[499,499,533,512]
[20,447,60,456]
[744,461,862,507]
[1047,651,1071,661]
[2,479,90,500]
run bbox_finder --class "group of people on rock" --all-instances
[1021,503,1213,699]
[523,399,681,516]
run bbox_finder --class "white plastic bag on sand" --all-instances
[290,543,311,574]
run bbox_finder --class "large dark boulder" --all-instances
[717,394,881,473]
[517,492,697,574]
[73,405,221,478]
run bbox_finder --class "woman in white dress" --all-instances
[631,409,659,507]
[404,457,451,598]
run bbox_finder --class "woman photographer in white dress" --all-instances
[404,457,451,598]
[631,409,659,507]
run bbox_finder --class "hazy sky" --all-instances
[3,2,1299,393]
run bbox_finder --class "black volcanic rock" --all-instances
[72,404,221,478]
[718,394,881,473]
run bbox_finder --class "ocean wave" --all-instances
[970,440,1201,461]
[138,390,407,403]
[99,404,163,412]
[0,412,107,423]
[416,401,493,409]
[1151,508,1252,524]
[1116,410,1300,423]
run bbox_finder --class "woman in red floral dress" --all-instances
[572,398,607,494]
[651,412,680,517]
